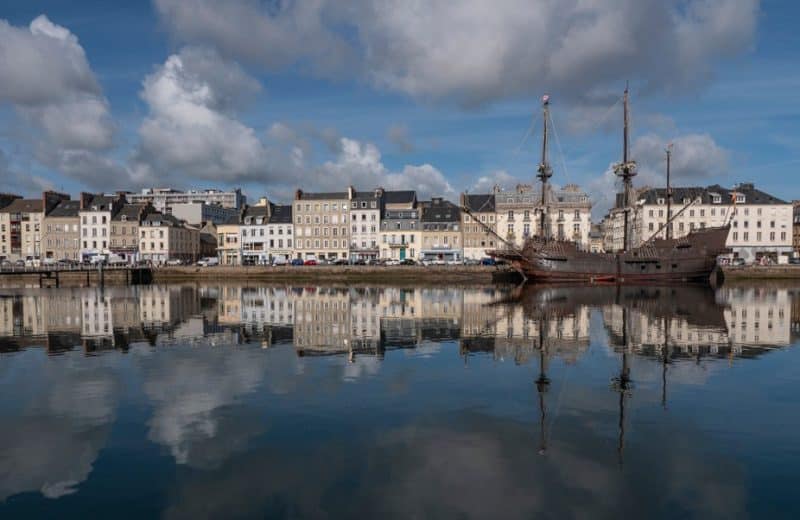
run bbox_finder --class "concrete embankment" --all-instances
[0,268,142,288]
[722,265,800,280]
[152,265,514,285]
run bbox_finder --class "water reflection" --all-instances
[0,283,798,517]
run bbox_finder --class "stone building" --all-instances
[608,183,793,263]
[0,198,45,261]
[494,183,591,249]
[460,193,497,260]
[349,188,382,261]
[139,212,199,264]
[111,204,150,264]
[293,189,351,261]
[793,200,800,256]
[379,190,419,261]
[42,199,81,261]
[420,198,462,263]
[216,215,242,265]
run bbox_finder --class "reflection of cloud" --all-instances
[134,346,270,468]
[0,351,121,501]
[342,356,382,381]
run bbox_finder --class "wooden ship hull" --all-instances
[491,225,730,283]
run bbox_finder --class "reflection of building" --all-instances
[294,287,351,353]
[720,287,791,349]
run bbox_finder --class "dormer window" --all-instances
[121,215,127,221]
[711,194,721,204]
[657,198,665,205]
[735,194,745,203]
[683,197,690,204]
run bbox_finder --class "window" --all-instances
[648,222,654,231]
[743,232,749,241]
[770,232,775,241]
[733,232,738,241]
[523,210,530,220]
[781,232,787,241]
[574,210,580,220]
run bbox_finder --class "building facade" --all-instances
[240,204,271,265]
[267,204,293,262]
[609,183,793,263]
[167,202,239,225]
[0,198,48,261]
[349,188,382,261]
[293,189,351,260]
[420,198,462,263]
[128,188,245,211]
[216,216,242,265]
[379,191,420,261]
[461,193,497,260]
[111,204,149,263]
[139,213,199,264]
[42,199,81,261]
[79,193,126,260]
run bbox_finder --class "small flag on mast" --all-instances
[542,94,550,103]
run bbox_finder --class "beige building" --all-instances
[461,193,497,260]
[293,189,351,260]
[379,190,420,261]
[42,199,81,261]
[0,198,45,261]
[111,204,150,263]
[139,212,199,264]
[216,216,242,265]
[420,198,462,263]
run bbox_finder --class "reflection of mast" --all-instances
[535,317,550,455]
[662,316,671,409]
[611,306,633,467]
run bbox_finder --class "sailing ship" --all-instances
[486,89,730,283]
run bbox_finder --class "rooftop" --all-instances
[638,184,787,206]
[295,191,348,201]
[383,190,416,205]
[421,198,460,222]
[269,204,293,224]
[47,200,80,218]
[463,194,495,213]
[0,199,43,214]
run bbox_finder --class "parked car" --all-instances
[57,258,77,267]
[789,257,800,265]
[463,258,481,266]
[400,259,417,266]
[333,258,349,265]
[304,259,318,266]
[385,259,401,266]
[352,259,367,266]
[41,257,57,266]
[272,256,288,266]
[290,258,305,266]
[24,257,41,267]
[731,257,746,267]
[165,258,183,266]
[14,259,25,267]
[480,257,496,266]
[197,257,219,267]
[0,259,11,268]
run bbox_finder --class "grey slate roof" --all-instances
[47,200,80,217]
[296,192,348,200]
[638,183,787,206]
[113,203,147,221]
[420,198,460,222]
[269,204,293,224]
[0,199,43,213]
[383,190,416,204]
[242,205,270,220]
[464,194,495,213]
[84,195,116,211]
[142,212,183,227]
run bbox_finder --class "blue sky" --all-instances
[0,0,798,217]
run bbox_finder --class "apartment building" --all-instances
[111,204,150,263]
[0,198,44,261]
[128,187,245,211]
[139,212,199,264]
[267,204,293,262]
[349,188,382,261]
[240,204,271,265]
[42,200,81,261]
[379,190,419,261]
[78,193,126,259]
[293,189,350,260]
[167,201,239,225]
[618,183,793,262]
[793,200,800,255]
[420,198,462,263]
[217,215,242,265]
[461,193,497,260]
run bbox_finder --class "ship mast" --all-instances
[614,86,637,251]
[537,95,553,240]
[665,145,673,240]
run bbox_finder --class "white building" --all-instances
[78,193,125,259]
[607,183,793,263]
[379,191,420,261]
[349,188,382,261]
[494,183,591,249]
[128,187,245,211]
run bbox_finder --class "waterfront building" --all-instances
[349,188,383,261]
[0,194,21,260]
[605,183,793,263]
[78,192,126,259]
[167,201,240,225]
[42,199,81,261]
[420,198,462,263]
[293,189,351,261]
[199,222,218,260]
[267,204,293,262]
[127,187,245,211]
[240,204,271,265]
[793,200,800,255]
[493,183,591,249]
[460,193,497,260]
[138,212,199,264]
[216,215,242,265]
[110,204,151,264]
[589,224,604,253]
[379,190,420,261]
[0,198,48,261]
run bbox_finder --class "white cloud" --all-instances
[155,0,759,105]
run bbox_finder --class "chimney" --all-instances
[79,192,93,210]
[347,185,355,200]
[295,189,303,200]
[459,193,466,208]
[374,186,384,198]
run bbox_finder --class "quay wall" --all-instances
[722,265,800,280]
[0,269,139,288]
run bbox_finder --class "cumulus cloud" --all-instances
[155,0,759,106]
[0,15,119,187]
[469,170,526,193]
[387,124,414,153]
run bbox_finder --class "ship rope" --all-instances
[642,198,699,245]
[460,203,522,254]
[548,109,571,184]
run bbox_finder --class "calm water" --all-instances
[0,282,799,519]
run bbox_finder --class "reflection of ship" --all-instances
[486,90,729,283]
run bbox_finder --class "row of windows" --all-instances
[295,214,345,225]
[730,232,787,242]
[352,225,378,233]
[242,239,293,249]
[296,239,345,249]
[296,202,347,212]
[241,227,292,237]
[296,227,348,237]
[352,213,378,221]
[505,209,580,220]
